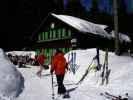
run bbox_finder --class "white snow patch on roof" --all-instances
[111,31,131,43]
[6,51,36,59]
[51,13,111,39]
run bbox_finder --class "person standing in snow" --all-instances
[36,49,47,77]
[50,49,69,96]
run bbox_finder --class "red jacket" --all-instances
[51,53,68,75]
[37,54,46,65]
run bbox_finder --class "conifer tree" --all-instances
[88,0,100,23]
[64,0,88,19]
[90,0,99,14]
[54,0,64,14]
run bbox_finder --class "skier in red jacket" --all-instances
[36,49,46,77]
[51,49,69,96]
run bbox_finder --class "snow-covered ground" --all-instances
[0,48,133,100]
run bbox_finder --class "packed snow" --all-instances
[0,49,24,100]
[0,48,133,100]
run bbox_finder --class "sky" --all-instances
[66,0,133,14]
[124,0,133,13]
[0,48,133,100]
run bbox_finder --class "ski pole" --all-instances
[51,73,54,100]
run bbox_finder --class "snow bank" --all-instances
[0,48,24,100]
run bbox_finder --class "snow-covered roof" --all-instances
[51,13,112,39]
[6,51,36,58]
[111,31,131,43]
[51,13,131,43]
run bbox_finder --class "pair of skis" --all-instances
[100,92,128,100]
[100,49,111,85]
[68,51,79,74]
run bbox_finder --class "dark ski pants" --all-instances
[56,74,66,94]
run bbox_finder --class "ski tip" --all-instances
[104,91,108,94]
[62,92,70,99]
[63,95,70,99]
[100,93,103,96]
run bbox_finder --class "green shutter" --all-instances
[38,34,41,41]
[45,32,48,40]
[42,32,45,40]
[53,30,56,38]
[58,29,61,39]
[62,28,66,38]
[50,31,52,39]
[68,30,71,37]
[41,33,43,40]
